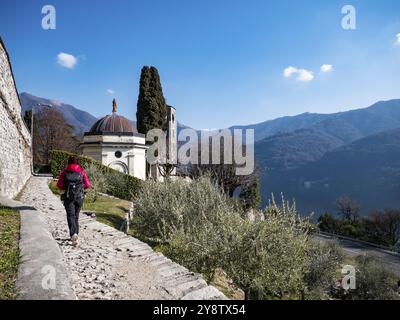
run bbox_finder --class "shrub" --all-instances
[304,240,344,299]
[50,150,142,200]
[318,213,340,234]
[132,177,342,300]
[318,209,400,251]
[85,163,108,202]
[223,212,311,299]
[239,179,261,210]
[133,177,243,242]
[224,196,315,299]
[164,216,246,282]
[105,170,140,200]
[331,256,399,300]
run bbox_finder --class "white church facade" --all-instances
[81,99,177,181]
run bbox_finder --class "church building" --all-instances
[81,98,177,181]
[81,99,148,180]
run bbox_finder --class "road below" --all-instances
[314,233,400,278]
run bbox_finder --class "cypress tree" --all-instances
[240,179,262,210]
[136,66,167,135]
[150,66,167,130]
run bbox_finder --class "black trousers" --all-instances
[64,199,83,237]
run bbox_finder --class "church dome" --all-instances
[89,98,137,134]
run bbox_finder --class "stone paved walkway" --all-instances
[18,176,226,300]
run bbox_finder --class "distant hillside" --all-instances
[255,99,400,171]
[20,92,98,134]
[255,129,343,170]
[230,112,332,141]
[231,99,400,143]
[260,128,400,215]
[20,92,189,135]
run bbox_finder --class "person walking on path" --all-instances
[57,156,91,246]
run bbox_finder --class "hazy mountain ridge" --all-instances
[20,92,189,134]
[261,127,400,214]
[229,112,333,142]
[255,99,400,171]
[20,92,98,134]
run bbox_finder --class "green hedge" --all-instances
[50,150,142,200]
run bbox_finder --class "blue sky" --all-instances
[1,0,400,129]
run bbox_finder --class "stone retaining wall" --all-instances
[0,37,32,198]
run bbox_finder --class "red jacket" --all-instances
[57,164,91,190]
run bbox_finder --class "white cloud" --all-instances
[297,69,314,82]
[283,66,298,78]
[395,33,400,45]
[107,89,115,94]
[283,66,314,82]
[321,64,333,73]
[57,52,77,69]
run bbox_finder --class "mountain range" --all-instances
[20,92,98,134]
[20,93,400,215]
[252,100,400,214]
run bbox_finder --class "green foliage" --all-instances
[318,213,340,234]
[223,209,311,299]
[48,180,61,195]
[85,163,108,202]
[50,150,141,200]
[240,179,261,210]
[132,177,344,300]
[362,209,400,248]
[304,241,344,299]
[318,209,400,250]
[133,177,243,242]
[82,195,131,230]
[0,206,20,300]
[331,256,399,300]
[136,66,168,135]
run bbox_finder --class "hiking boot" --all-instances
[71,234,79,246]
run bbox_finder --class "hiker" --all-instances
[57,156,91,246]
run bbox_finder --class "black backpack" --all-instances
[64,171,84,201]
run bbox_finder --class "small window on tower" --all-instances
[172,114,175,123]
[115,151,122,158]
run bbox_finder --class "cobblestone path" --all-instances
[18,176,226,300]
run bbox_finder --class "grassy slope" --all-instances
[0,206,20,300]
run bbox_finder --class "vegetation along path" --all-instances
[18,176,226,300]
[315,233,400,277]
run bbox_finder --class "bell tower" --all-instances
[166,105,177,166]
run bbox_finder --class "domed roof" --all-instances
[89,99,137,134]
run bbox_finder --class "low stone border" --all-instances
[0,196,76,300]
